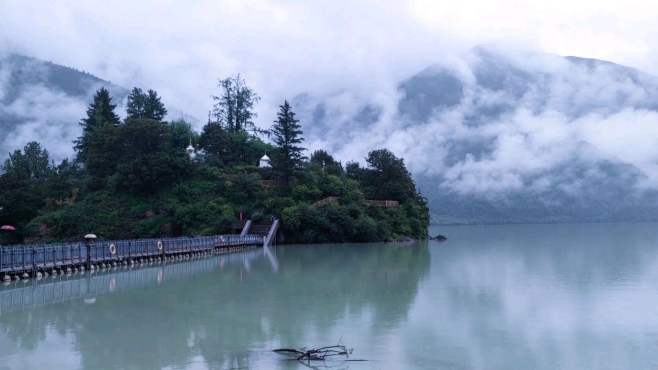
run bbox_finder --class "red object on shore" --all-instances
[1,225,16,231]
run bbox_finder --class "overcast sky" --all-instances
[2,0,658,122]
[4,0,658,203]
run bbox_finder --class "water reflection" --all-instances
[6,223,657,370]
[0,242,430,369]
[0,250,263,313]
[413,223,658,370]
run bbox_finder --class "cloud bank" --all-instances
[290,47,658,221]
[3,1,658,220]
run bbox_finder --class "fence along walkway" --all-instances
[0,234,263,278]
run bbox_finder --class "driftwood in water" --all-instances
[274,345,354,362]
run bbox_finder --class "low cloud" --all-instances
[1,85,87,160]
[3,2,658,213]
[296,48,658,206]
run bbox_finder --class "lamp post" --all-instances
[84,234,97,269]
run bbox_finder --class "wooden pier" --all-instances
[0,219,278,282]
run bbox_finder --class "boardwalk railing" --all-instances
[0,248,263,313]
[0,234,262,276]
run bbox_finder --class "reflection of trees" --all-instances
[0,243,430,369]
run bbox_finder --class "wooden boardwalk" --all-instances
[0,219,278,281]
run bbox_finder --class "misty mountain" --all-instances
[295,47,658,223]
[6,48,658,224]
[0,53,127,160]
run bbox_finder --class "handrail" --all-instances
[0,233,264,275]
[263,219,279,247]
[240,220,252,237]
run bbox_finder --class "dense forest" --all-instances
[0,76,429,244]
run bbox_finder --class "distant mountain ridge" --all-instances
[0,53,127,160]
[6,49,658,224]
[294,47,658,223]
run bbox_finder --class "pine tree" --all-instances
[3,142,52,181]
[271,100,305,185]
[126,87,147,119]
[74,87,120,159]
[127,88,167,121]
[144,89,167,121]
[78,87,120,133]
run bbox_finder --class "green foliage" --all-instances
[211,74,260,133]
[3,142,51,180]
[80,122,121,187]
[271,101,305,186]
[126,87,146,119]
[0,142,54,241]
[74,87,120,161]
[112,118,190,194]
[1,86,429,244]
[126,87,168,121]
[363,149,417,202]
[199,123,272,167]
[169,120,196,150]
[144,89,167,121]
[309,150,343,176]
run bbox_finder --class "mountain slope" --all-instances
[295,47,658,223]
[0,54,127,160]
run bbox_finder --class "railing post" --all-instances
[86,241,91,269]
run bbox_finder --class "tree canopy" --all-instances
[126,87,168,121]
[271,101,305,186]
[0,82,429,244]
[211,75,260,133]
[74,87,121,168]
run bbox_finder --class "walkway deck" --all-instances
[0,234,262,278]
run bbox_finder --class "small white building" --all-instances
[259,154,271,168]
[186,141,196,160]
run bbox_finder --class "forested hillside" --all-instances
[0,76,429,244]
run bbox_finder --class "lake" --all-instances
[1,223,658,369]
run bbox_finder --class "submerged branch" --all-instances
[274,344,364,364]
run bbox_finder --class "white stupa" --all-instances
[186,141,196,159]
[259,154,271,168]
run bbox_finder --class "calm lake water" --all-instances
[2,223,658,369]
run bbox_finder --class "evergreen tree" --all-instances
[126,87,147,119]
[0,142,53,241]
[74,88,121,184]
[363,149,417,202]
[74,87,120,158]
[3,142,52,181]
[169,120,196,151]
[199,121,231,165]
[271,101,305,185]
[309,150,343,175]
[144,89,167,121]
[127,88,167,121]
[77,87,120,132]
[211,75,259,132]
[199,120,271,167]
[114,118,188,194]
